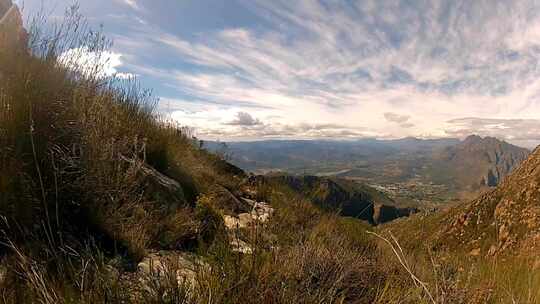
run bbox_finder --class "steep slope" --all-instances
[254,175,416,224]
[435,146,540,256]
[430,135,530,191]
[0,0,26,48]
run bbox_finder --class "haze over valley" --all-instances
[210,135,530,207]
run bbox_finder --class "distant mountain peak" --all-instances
[435,135,530,189]
[463,134,483,143]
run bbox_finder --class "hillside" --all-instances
[253,175,416,224]
[0,0,26,49]
[215,136,529,204]
[432,145,540,256]
[0,6,405,303]
[429,135,530,191]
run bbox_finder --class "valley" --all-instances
[212,135,530,209]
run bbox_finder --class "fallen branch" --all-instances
[367,230,436,304]
[119,154,182,193]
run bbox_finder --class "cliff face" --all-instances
[0,0,27,49]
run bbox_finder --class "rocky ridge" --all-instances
[0,0,27,48]
[438,146,540,257]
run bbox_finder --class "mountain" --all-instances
[429,135,530,191]
[210,138,459,174]
[253,174,417,224]
[435,146,540,256]
[0,0,26,49]
[211,136,529,204]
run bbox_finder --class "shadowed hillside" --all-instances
[252,175,417,224]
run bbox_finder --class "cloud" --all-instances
[59,47,135,79]
[101,0,540,143]
[384,112,415,128]
[384,112,410,124]
[121,0,140,10]
[225,112,263,126]
[400,123,415,129]
[445,117,540,148]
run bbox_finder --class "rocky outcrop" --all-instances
[223,198,274,254]
[438,146,540,256]
[0,0,27,49]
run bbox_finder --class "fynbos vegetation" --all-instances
[1,2,539,303]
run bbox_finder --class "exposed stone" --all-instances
[222,199,274,231]
[222,198,274,255]
[469,248,481,256]
[0,0,27,50]
[223,214,243,230]
[137,251,198,289]
[229,239,253,254]
[439,146,540,256]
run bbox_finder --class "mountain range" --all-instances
[210,135,530,204]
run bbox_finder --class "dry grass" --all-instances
[2,3,540,304]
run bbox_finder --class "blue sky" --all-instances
[14,0,540,148]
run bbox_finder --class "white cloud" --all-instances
[225,112,262,126]
[112,0,540,145]
[121,0,140,10]
[384,112,410,124]
[59,47,134,79]
[445,118,540,147]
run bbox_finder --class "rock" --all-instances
[221,198,274,255]
[223,215,242,230]
[230,239,253,254]
[222,199,274,231]
[238,213,254,227]
[534,259,540,270]
[488,245,498,256]
[210,185,252,214]
[469,248,481,256]
[0,1,27,50]
[137,251,198,289]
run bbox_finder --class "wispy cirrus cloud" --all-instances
[44,0,540,147]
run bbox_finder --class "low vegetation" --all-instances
[0,5,539,304]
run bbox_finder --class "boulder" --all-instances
[137,251,198,288]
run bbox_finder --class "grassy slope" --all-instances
[0,9,396,304]
[2,8,539,304]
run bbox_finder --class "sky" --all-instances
[13,0,540,148]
